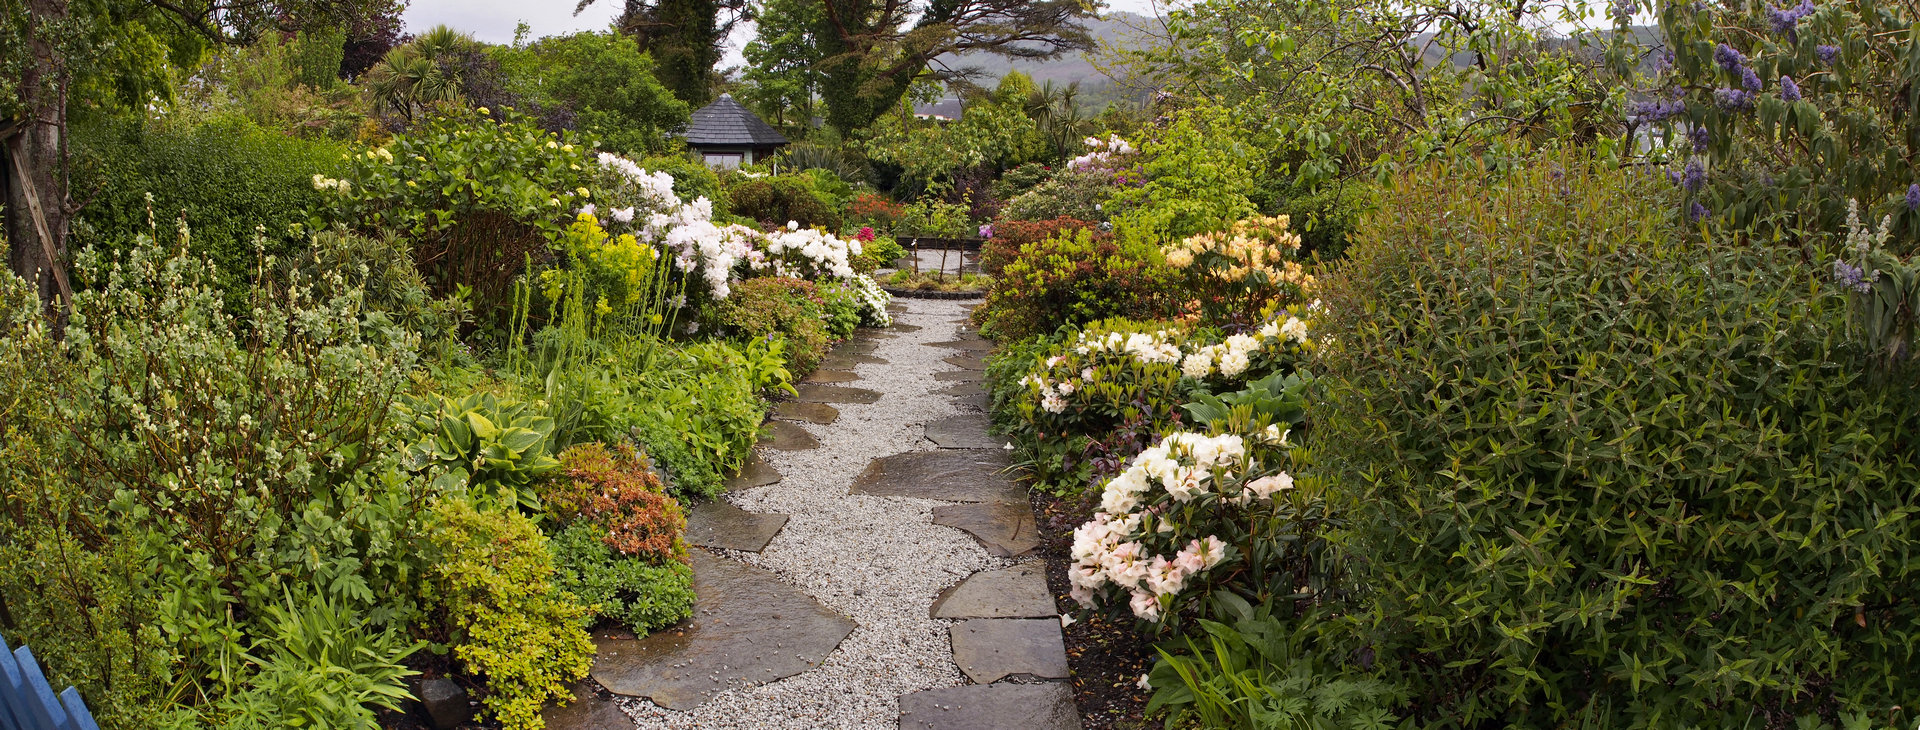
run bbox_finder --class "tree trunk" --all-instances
[4,0,74,314]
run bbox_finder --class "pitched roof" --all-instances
[683,93,789,147]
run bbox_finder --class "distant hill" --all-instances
[932,12,1160,92]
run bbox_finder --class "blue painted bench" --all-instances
[0,634,99,730]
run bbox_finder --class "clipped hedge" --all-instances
[1313,159,1920,724]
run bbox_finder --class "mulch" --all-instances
[1031,491,1158,730]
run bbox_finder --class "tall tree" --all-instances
[740,0,823,134]
[0,0,394,315]
[576,0,748,108]
[810,0,1093,133]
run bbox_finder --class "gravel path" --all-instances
[621,297,1004,729]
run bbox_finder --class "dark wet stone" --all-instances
[539,681,628,729]
[953,392,990,411]
[762,420,820,451]
[803,369,861,384]
[933,370,980,383]
[723,452,780,491]
[821,353,888,369]
[933,502,1039,558]
[837,339,881,355]
[891,323,923,333]
[896,682,1081,730]
[849,450,1023,503]
[795,383,882,404]
[948,620,1070,684]
[931,562,1055,619]
[937,380,985,397]
[593,550,856,711]
[888,303,909,313]
[943,355,987,371]
[686,500,788,553]
[414,678,472,729]
[925,415,999,450]
[929,339,996,352]
[774,401,840,425]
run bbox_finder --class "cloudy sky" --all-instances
[402,0,1173,65]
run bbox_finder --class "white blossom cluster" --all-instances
[1072,329,1183,365]
[753,222,862,281]
[1018,355,1084,413]
[597,152,678,211]
[850,273,892,327]
[311,174,352,193]
[1067,134,1135,173]
[1179,316,1309,379]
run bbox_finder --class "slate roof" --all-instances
[683,93,789,147]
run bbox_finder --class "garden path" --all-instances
[545,298,1079,730]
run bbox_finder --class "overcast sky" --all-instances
[402,0,1172,66]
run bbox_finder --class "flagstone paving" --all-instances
[802,369,862,384]
[761,420,820,451]
[721,452,781,492]
[942,354,987,370]
[773,401,840,425]
[923,415,999,450]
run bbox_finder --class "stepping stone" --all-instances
[937,381,984,397]
[821,353,887,369]
[929,339,996,352]
[948,619,1070,684]
[933,502,1039,558]
[891,323,923,333]
[933,370,980,383]
[540,681,629,729]
[850,450,1024,503]
[762,420,820,451]
[931,563,1055,619]
[896,682,1080,730]
[796,383,882,404]
[803,369,860,384]
[592,550,856,711]
[723,452,781,491]
[888,303,908,313]
[685,499,788,553]
[943,355,987,371]
[837,339,881,355]
[925,415,999,450]
[774,401,839,425]
[953,392,990,411]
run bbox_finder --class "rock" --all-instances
[415,677,472,729]
[849,450,1024,503]
[795,384,882,404]
[762,420,820,451]
[932,502,1039,558]
[924,415,999,450]
[943,355,987,371]
[896,682,1081,730]
[933,370,980,383]
[837,339,881,355]
[928,339,996,352]
[891,323,923,333]
[774,401,840,425]
[685,500,789,553]
[593,549,857,711]
[539,680,629,729]
[802,369,861,384]
[821,353,888,369]
[937,381,985,397]
[931,563,1056,619]
[953,392,991,411]
[722,452,780,491]
[888,302,909,313]
[947,620,1070,684]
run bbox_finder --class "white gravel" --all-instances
[621,297,1005,729]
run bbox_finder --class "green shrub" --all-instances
[979,216,1107,276]
[713,276,830,372]
[71,113,346,311]
[849,232,905,273]
[1000,169,1113,223]
[975,228,1177,340]
[492,31,690,157]
[213,591,423,728]
[817,280,863,339]
[1147,598,1404,730]
[638,154,725,214]
[396,391,561,513]
[1314,158,1920,724]
[424,500,594,730]
[549,524,695,635]
[622,341,774,500]
[727,174,845,230]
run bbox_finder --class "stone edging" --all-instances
[884,287,987,300]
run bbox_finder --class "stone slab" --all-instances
[928,339,996,352]
[948,619,1070,684]
[837,339,881,355]
[891,323,923,333]
[686,499,788,553]
[795,383,882,404]
[820,353,887,369]
[593,549,856,711]
[952,392,990,411]
[932,502,1039,558]
[540,682,629,730]
[849,450,1024,504]
[896,682,1081,730]
[723,452,780,491]
[803,369,861,384]
[774,401,840,425]
[931,562,1055,619]
[943,355,987,371]
[937,381,985,397]
[933,370,980,383]
[888,303,909,313]
[762,420,820,451]
[925,416,999,450]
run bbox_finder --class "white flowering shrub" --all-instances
[851,273,892,328]
[751,223,862,281]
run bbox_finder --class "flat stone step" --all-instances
[774,401,840,425]
[896,682,1081,730]
[540,681,629,729]
[685,499,788,553]
[803,369,861,384]
[795,384,882,404]
[837,339,881,355]
[933,502,1038,558]
[891,323,923,333]
[943,355,987,371]
[762,420,820,451]
[953,392,990,411]
[822,353,888,369]
[722,452,781,492]
[925,416,999,450]
[928,339,995,352]
[933,370,980,383]
[592,549,856,711]
[937,381,984,397]
[849,450,1024,504]
[931,562,1055,619]
[948,619,1070,684]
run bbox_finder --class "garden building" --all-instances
[681,93,789,169]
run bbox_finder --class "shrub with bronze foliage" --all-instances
[975,229,1177,341]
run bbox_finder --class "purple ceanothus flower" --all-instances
[1907,183,1920,211]
[1780,75,1802,101]
[1741,66,1763,92]
[1667,167,1684,185]
[1816,44,1839,64]
[1682,159,1707,192]
[1834,259,1873,292]
[1631,97,1686,123]
[1769,0,1816,38]
[1714,88,1756,111]
[1689,201,1710,222]
[1611,0,1636,22]
[1691,126,1710,153]
[1714,43,1749,72]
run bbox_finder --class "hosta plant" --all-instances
[398,392,561,512]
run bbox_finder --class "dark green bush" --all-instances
[727,175,844,231]
[975,228,1177,340]
[1314,158,1920,725]
[712,277,830,372]
[71,113,346,311]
